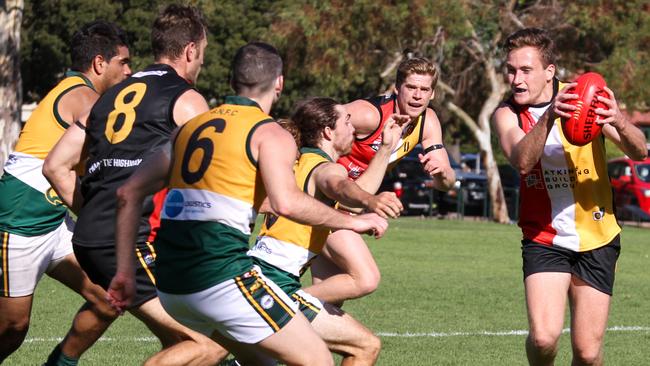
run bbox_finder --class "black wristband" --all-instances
[423,144,444,154]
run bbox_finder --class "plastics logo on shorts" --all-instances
[260,294,274,310]
[165,190,184,218]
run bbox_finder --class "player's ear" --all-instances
[323,126,334,141]
[185,41,197,63]
[545,63,556,82]
[92,54,107,75]
[275,75,284,93]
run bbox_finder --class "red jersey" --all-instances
[338,94,427,179]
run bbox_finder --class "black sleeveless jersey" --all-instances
[73,64,193,247]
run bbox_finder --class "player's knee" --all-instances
[0,316,30,337]
[361,333,381,361]
[355,271,381,297]
[195,339,228,364]
[573,344,602,365]
[527,332,559,354]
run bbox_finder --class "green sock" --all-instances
[43,344,79,366]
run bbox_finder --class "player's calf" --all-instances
[0,296,33,361]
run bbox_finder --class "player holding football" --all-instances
[309,57,456,305]
[492,28,646,366]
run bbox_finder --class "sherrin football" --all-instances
[560,72,609,146]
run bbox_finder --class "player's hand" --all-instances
[107,271,136,314]
[594,86,626,129]
[367,191,403,218]
[350,213,388,239]
[553,82,578,119]
[382,114,409,151]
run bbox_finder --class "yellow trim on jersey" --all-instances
[14,75,91,159]
[388,114,425,170]
[258,151,332,254]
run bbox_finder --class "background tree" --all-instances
[0,0,24,167]
[13,0,650,222]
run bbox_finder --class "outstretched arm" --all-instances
[313,163,403,218]
[254,123,388,238]
[107,145,172,311]
[353,113,407,194]
[419,109,455,191]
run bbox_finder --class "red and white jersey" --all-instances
[337,94,426,180]
[507,80,620,252]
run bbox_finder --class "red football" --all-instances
[561,72,609,146]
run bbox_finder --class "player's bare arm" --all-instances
[172,89,210,126]
[313,163,402,219]
[418,108,455,190]
[108,144,173,311]
[494,100,555,176]
[353,113,405,194]
[42,87,99,213]
[344,99,382,138]
[254,122,388,237]
[595,87,647,161]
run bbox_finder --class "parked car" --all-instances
[608,153,650,222]
[378,152,436,216]
[378,148,488,216]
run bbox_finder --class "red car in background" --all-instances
[607,151,650,222]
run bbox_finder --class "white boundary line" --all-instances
[23,326,650,343]
[376,326,650,337]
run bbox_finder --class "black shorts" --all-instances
[74,242,158,308]
[522,235,621,295]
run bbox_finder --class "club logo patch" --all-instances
[260,295,274,310]
[45,188,63,205]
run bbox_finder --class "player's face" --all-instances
[104,46,131,88]
[396,73,434,119]
[188,36,208,84]
[332,105,355,156]
[506,46,555,105]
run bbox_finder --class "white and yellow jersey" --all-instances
[509,80,620,252]
[249,148,335,277]
[0,72,93,236]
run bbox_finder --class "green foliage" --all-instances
[563,0,650,107]
[21,0,123,100]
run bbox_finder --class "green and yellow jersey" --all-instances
[155,96,273,294]
[0,72,93,236]
[249,147,336,295]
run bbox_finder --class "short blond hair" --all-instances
[396,57,438,88]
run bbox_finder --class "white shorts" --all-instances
[291,289,324,322]
[158,266,299,344]
[0,218,74,297]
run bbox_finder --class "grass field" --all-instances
[6,218,650,365]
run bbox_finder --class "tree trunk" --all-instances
[0,0,24,168]
[477,56,509,224]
